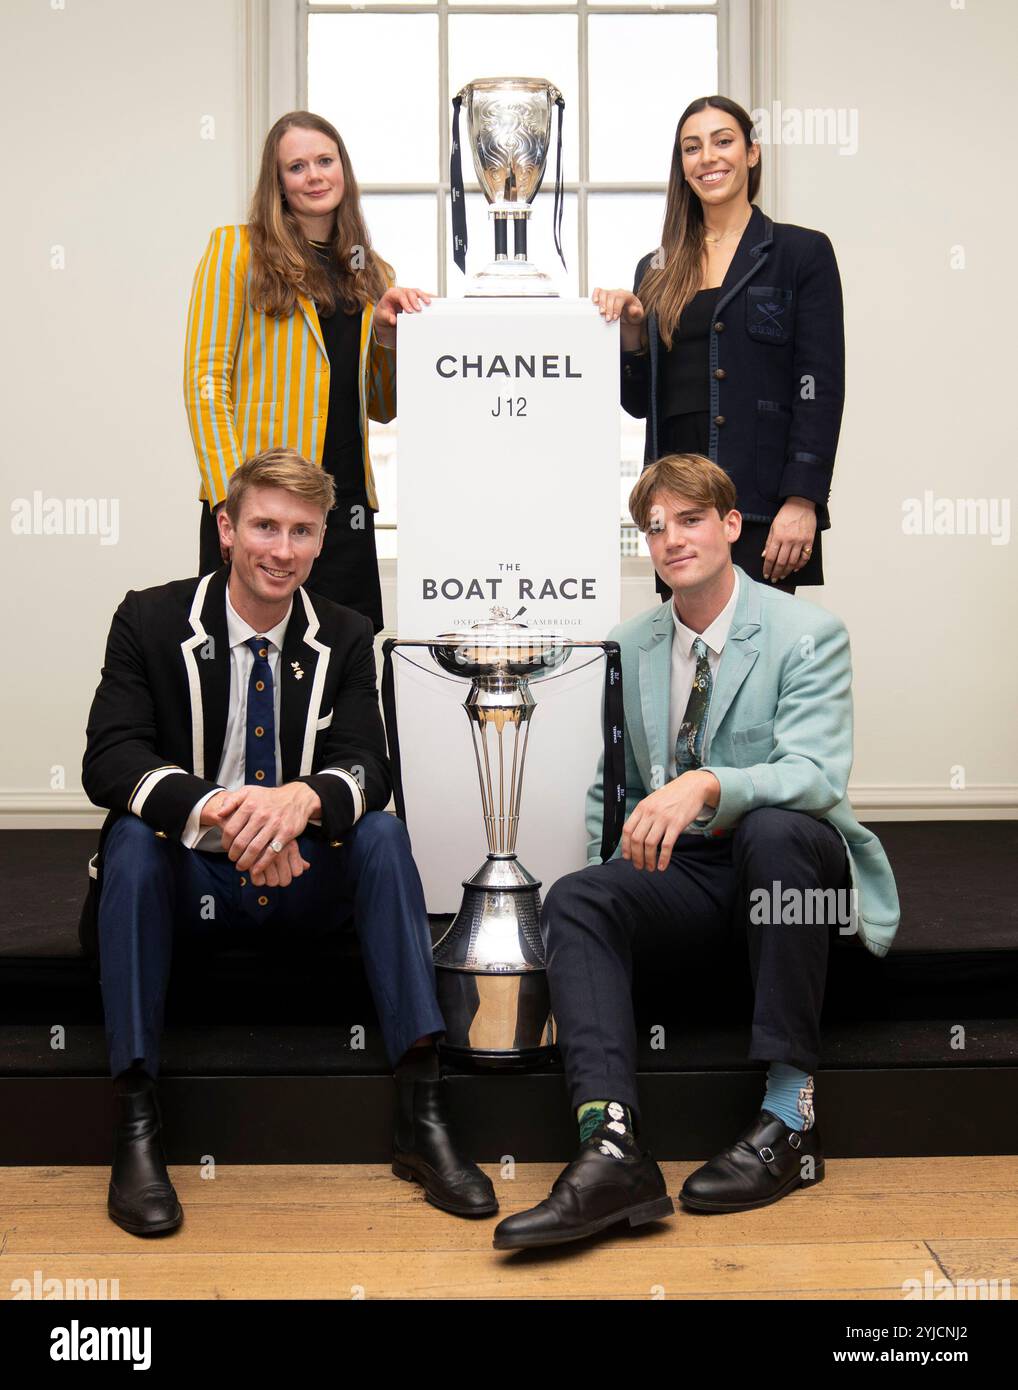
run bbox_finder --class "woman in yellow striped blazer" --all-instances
[184,110,430,631]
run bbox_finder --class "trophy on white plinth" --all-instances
[451,77,567,297]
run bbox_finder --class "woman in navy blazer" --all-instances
[593,95,844,593]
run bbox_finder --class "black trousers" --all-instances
[542,807,850,1119]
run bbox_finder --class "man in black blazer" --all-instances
[83,448,496,1234]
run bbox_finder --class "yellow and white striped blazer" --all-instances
[183,224,396,509]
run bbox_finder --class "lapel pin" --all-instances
[291,660,304,680]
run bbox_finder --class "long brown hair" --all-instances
[639,96,761,348]
[247,111,390,318]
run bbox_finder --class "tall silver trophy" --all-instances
[451,77,566,297]
[428,612,571,1065]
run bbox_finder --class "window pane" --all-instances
[588,14,717,182]
[361,193,438,295]
[587,192,666,295]
[448,15,579,182]
[445,191,578,299]
[308,15,439,182]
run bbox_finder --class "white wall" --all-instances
[772,0,1017,815]
[2,0,249,823]
[1,0,1015,825]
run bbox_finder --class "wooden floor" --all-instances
[2,1158,1016,1300]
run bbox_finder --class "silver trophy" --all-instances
[428,610,571,1065]
[451,77,566,297]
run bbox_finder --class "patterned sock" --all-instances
[764,1062,815,1132]
[577,1100,634,1151]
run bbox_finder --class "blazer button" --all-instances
[714,368,726,379]
[330,840,343,848]
[257,895,269,907]
[239,877,247,887]
[713,321,725,332]
[154,830,167,839]
[714,414,725,426]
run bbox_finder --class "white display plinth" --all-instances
[395,299,621,911]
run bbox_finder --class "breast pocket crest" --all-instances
[746,286,793,343]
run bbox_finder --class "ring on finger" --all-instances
[269,838,284,854]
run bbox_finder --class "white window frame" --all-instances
[241,0,776,582]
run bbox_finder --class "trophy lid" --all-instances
[430,607,570,679]
[459,76,559,96]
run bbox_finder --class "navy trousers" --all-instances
[542,807,851,1118]
[97,811,445,1079]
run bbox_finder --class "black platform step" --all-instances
[4,1066,1017,1165]
[2,824,1015,1164]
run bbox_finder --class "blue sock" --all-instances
[763,1062,815,1131]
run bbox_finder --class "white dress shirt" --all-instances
[667,569,740,781]
[180,588,292,851]
[179,586,367,850]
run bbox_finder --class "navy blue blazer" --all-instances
[621,203,845,529]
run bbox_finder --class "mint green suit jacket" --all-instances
[585,566,900,958]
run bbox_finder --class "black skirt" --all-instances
[654,411,824,597]
[306,488,384,633]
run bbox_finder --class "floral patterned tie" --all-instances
[674,637,712,776]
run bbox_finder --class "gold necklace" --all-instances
[704,214,752,246]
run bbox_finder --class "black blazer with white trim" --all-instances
[82,565,391,853]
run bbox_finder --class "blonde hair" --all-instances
[224,448,336,525]
[246,110,391,318]
[628,454,737,531]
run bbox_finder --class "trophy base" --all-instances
[465,260,559,298]
[433,855,556,1065]
[437,1038,559,1073]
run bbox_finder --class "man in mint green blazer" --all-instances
[494,453,900,1252]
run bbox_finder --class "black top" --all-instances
[308,241,364,493]
[659,286,721,420]
[621,206,845,530]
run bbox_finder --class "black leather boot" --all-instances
[107,1070,183,1236]
[391,1072,498,1217]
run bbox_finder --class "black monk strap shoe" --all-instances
[679,1108,825,1214]
[492,1128,674,1251]
[107,1073,183,1237]
[391,1076,498,1217]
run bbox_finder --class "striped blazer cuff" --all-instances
[128,766,225,838]
[296,770,362,843]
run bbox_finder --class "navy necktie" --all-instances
[241,636,276,916]
[244,636,277,789]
